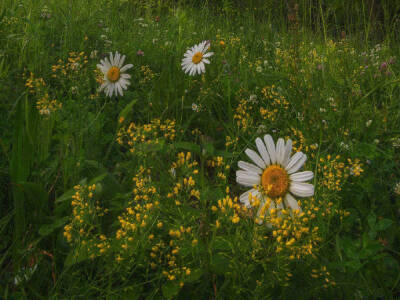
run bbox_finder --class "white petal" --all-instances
[282,139,292,167]
[245,148,266,169]
[99,82,108,92]
[196,64,202,75]
[240,189,256,208]
[116,82,123,96]
[120,64,133,72]
[118,55,126,68]
[103,57,111,68]
[275,138,285,165]
[289,182,314,197]
[285,152,303,171]
[238,161,262,174]
[114,52,120,66]
[264,134,276,164]
[255,137,270,166]
[203,58,210,64]
[236,171,260,187]
[287,154,307,174]
[290,171,314,182]
[121,73,131,79]
[109,52,115,66]
[203,52,214,57]
[284,193,302,213]
[108,84,115,97]
[200,62,205,73]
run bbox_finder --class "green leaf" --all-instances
[56,173,107,203]
[161,280,181,299]
[344,259,362,272]
[214,150,235,158]
[174,142,201,154]
[117,99,138,126]
[39,216,69,236]
[376,218,393,231]
[360,242,383,259]
[212,237,232,252]
[368,229,377,240]
[64,245,90,267]
[185,269,203,283]
[367,214,376,229]
[210,253,231,275]
[202,142,215,157]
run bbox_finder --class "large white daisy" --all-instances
[181,40,213,76]
[97,51,133,97]
[236,134,314,225]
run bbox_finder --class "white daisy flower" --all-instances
[97,51,133,97]
[236,134,314,225]
[181,41,213,76]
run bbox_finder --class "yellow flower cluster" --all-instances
[1,16,19,26]
[117,119,176,153]
[139,65,155,85]
[115,166,160,259]
[247,189,329,259]
[51,51,88,78]
[206,156,230,181]
[148,225,196,287]
[318,155,363,192]
[233,98,253,130]
[287,127,307,153]
[225,135,238,148]
[311,266,336,288]
[25,72,62,116]
[228,36,241,47]
[212,187,247,226]
[168,152,200,205]
[36,93,62,116]
[347,158,364,177]
[25,72,46,94]
[63,184,110,259]
[261,85,289,111]
[318,155,347,192]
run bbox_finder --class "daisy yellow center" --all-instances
[261,165,289,198]
[107,66,120,82]
[192,52,203,64]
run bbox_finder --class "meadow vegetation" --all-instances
[1,0,400,298]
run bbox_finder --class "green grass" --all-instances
[1,0,400,298]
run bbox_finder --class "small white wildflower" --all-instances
[297,112,304,121]
[90,50,98,59]
[374,139,379,144]
[391,137,400,148]
[320,108,326,113]
[256,124,267,134]
[256,66,262,73]
[192,103,199,112]
[394,182,400,195]
[169,168,176,177]
[340,142,349,150]
[249,94,258,103]
[263,60,268,66]
[366,120,372,127]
